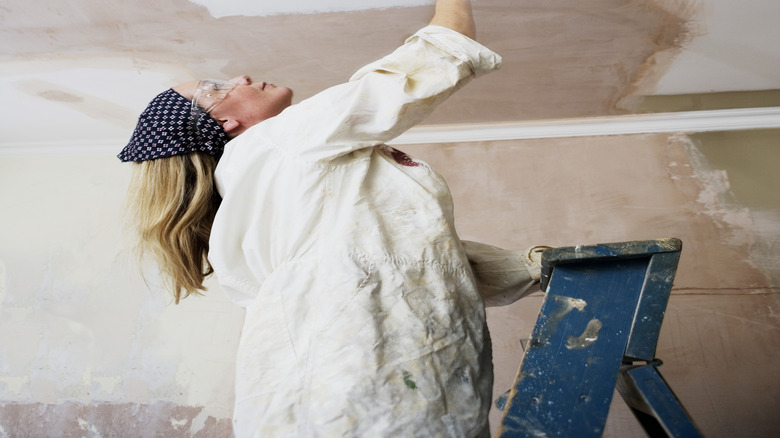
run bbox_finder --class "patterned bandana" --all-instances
[118,89,227,162]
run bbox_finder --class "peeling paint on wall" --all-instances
[667,134,754,246]
[0,401,232,437]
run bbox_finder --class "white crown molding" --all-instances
[390,107,780,145]
[2,107,779,156]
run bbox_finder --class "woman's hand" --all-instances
[430,0,476,40]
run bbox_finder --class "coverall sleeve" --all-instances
[260,25,502,164]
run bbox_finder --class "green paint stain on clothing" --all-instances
[402,371,417,390]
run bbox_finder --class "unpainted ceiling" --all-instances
[0,0,777,148]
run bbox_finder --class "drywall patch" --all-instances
[188,0,433,18]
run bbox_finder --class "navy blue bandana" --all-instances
[118,89,227,162]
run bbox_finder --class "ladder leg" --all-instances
[617,363,704,438]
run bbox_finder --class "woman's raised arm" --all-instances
[429,0,476,40]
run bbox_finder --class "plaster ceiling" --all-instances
[189,0,434,17]
[0,0,777,151]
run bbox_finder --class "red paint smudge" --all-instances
[389,148,419,167]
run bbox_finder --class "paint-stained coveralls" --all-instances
[208,25,502,437]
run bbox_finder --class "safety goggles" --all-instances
[190,78,237,125]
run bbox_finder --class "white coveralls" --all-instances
[208,26,503,437]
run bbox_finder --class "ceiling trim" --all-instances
[2,107,778,156]
[390,107,780,145]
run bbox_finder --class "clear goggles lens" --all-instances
[191,78,237,123]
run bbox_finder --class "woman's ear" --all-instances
[223,119,240,133]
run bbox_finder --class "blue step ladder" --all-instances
[496,238,703,437]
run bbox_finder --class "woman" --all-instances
[121,1,543,436]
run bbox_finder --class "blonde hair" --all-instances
[127,153,221,303]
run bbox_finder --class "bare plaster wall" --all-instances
[1,131,778,436]
[689,128,780,293]
[2,1,778,435]
[403,132,780,437]
[0,156,244,436]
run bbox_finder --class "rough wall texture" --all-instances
[6,1,777,436]
[0,156,243,437]
[0,401,231,437]
[404,132,780,437]
[2,131,778,436]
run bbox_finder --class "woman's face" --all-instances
[174,75,293,138]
